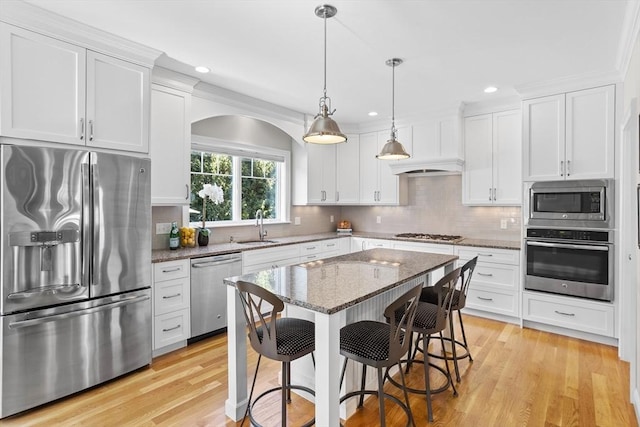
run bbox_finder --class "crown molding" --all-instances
[462,95,522,117]
[192,81,305,127]
[617,0,640,79]
[515,70,621,100]
[0,0,162,66]
[152,67,199,93]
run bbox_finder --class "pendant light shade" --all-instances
[303,4,347,144]
[377,58,410,160]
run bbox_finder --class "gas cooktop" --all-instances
[394,233,463,243]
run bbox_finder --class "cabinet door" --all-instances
[150,85,191,205]
[307,143,336,204]
[0,23,86,145]
[523,94,565,181]
[493,110,522,204]
[86,51,150,152]
[336,134,360,204]
[359,132,378,204]
[565,85,615,180]
[463,114,493,204]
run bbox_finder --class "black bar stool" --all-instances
[420,257,477,382]
[235,280,316,427]
[338,285,423,427]
[386,267,462,422]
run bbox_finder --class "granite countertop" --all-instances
[152,232,348,263]
[350,232,521,250]
[224,248,458,314]
[152,231,520,263]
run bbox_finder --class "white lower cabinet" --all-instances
[456,246,520,320]
[522,291,615,337]
[152,259,190,356]
[393,241,454,284]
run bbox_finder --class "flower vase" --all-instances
[197,228,210,246]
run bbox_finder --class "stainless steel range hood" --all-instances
[388,157,464,175]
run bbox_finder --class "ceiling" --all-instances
[21,0,637,126]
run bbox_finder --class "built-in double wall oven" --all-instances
[524,179,614,302]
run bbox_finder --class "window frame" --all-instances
[188,135,290,228]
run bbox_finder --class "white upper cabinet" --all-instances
[150,84,192,205]
[0,23,86,145]
[292,141,336,205]
[86,52,149,152]
[411,115,461,159]
[306,143,336,204]
[523,85,614,181]
[463,110,521,205]
[359,127,410,205]
[0,23,150,153]
[336,134,360,204]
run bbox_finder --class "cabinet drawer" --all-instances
[154,277,190,315]
[321,239,342,253]
[457,246,519,265]
[462,262,519,291]
[465,288,518,317]
[243,245,300,267]
[154,308,190,349]
[153,259,189,282]
[300,242,323,256]
[523,292,614,337]
[393,241,454,255]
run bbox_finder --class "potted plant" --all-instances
[197,183,224,246]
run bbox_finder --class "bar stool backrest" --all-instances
[236,280,285,360]
[432,267,463,332]
[384,285,423,363]
[456,257,478,310]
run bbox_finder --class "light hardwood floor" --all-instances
[0,314,637,426]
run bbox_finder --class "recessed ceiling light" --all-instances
[368,111,378,117]
[195,66,210,73]
[484,86,498,93]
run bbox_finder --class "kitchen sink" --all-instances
[235,239,279,245]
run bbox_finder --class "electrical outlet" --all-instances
[376,216,382,224]
[294,217,301,225]
[500,219,508,229]
[156,222,171,234]
[330,215,334,223]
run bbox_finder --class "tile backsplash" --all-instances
[151,174,521,250]
[341,174,522,241]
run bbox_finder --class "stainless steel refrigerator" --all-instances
[0,144,152,418]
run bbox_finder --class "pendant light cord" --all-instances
[391,61,396,138]
[323,10,327,100]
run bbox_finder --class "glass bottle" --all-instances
[169,221,180,250]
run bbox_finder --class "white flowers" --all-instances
[198,183,224,204]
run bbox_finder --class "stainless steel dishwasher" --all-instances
[189,253,242,341]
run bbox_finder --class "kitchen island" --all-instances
[224,248,458,426]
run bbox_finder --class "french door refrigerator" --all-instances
[0,144,152,418]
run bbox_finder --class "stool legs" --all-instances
[458,309,473,362]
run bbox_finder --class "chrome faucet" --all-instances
[256,209,267,241]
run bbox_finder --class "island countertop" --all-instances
[224,248,458,314]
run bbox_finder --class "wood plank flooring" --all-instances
[0,314,636,426]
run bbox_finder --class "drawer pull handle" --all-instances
[162,293,181,299]
[554,310,575,317]
[163,324,181,332]
[161,267,181,273]
[478,253,493,257]
[477,296,493,301]
[306,247,317,250]
[477,272,493,277]
[326,243,335,247]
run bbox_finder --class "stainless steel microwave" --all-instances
[527,179,613,229]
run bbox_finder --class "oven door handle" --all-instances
[526,241,609,251]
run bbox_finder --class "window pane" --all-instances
[190,151,202,173]
[241,159,277,219]
[241,158,252,177]
[202,153,215,173]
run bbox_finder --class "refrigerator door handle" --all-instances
[82,163,92,287]
[8,294,150,329]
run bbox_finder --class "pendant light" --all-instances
[303,4,347,144]
[376,58,410,160]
